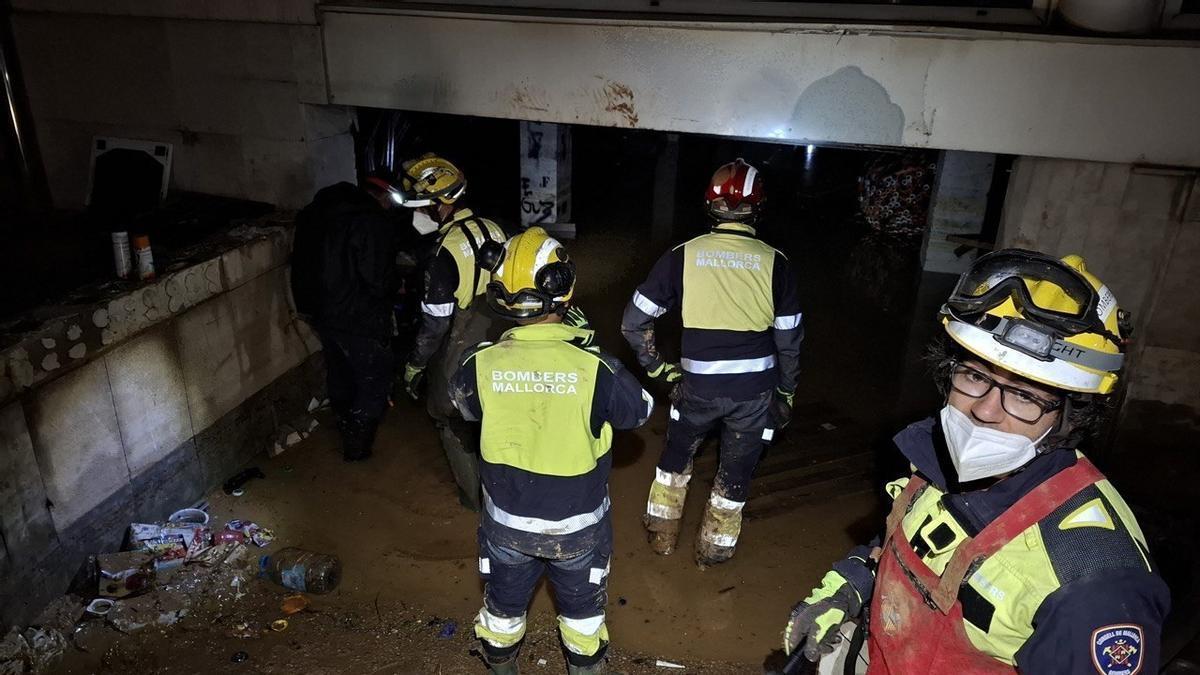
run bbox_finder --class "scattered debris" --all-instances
[270,619,289,633]
[281,594,310,616]
[819,422,837,431]
[437,621,457,639]
[261,548,342,594]
[22,628,66,672]
[230,623,256,640]
[717,586,736,594]
[96,550,156,598]
[225,520,275,548]
[655,659,686,669]
[106,589,190,633]
[85,598,114,616]
[231,650,249,663]
[223,467,265,495]
[618,596,628,606]
[0,628,28,675]
[537,658,548,666]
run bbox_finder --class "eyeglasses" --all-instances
[948,362,1063,424]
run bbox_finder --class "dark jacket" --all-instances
[291,182,399,339]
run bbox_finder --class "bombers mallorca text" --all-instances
[491,370,580,395]
[695,249,763,271]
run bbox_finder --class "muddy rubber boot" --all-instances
[482,643,521,675]
[567,660,608,675]
[694,497,743,569]
[642,514,681,556]
[340,415,373,462]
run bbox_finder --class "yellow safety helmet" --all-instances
[485,227,575,320]
[941,249,1130,395]
[376,153,466,208]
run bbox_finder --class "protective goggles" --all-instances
[485,283,559,319]
[946,249,1117,341]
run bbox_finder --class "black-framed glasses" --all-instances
[948,362,1063,424]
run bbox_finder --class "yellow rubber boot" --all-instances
[695,491,745,569]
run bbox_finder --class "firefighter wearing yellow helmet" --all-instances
[394,153,507,512]
[781,249,1168,675]
[451,227,653,675]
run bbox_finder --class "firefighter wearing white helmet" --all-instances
[451,227,653,675]
[782,249,1168,675]
[621,158,804,568]
[394,153,507,512]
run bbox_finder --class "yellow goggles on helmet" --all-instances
[394,155,467,208]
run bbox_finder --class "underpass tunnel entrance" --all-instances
[358,107,1011,457]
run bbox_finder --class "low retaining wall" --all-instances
[0,217,323,627]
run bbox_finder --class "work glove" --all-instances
[562,305,595,348]
[647,361,682,384]
[771,387,795,430]
[783,571,863,662]
[403,363,426,401]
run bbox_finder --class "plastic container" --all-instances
[260,547,341,594]
[111,232,132,279]
[132,234,155,280]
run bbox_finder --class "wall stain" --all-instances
[791,66,904,146]
[597,78,639,128]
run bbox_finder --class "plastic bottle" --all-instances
[111,232,132,279]
[132,234,155,280]
[259,548,341,594]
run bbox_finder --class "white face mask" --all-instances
[939,404,1052,483]
[411,210,439,236]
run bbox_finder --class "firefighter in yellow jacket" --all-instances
[782,249,1169,674]
[452,227,653,674]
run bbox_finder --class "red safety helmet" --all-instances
[705,158,765,223]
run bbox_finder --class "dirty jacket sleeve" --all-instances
[771,252,803,394]
[620,248,682,372]
[449,342,484,422]
[593,353,654,432]
[409,248,459,368]
[1014,570,1169,674]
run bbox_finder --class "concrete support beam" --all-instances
[922,151,996,275]
[519,121,573,237]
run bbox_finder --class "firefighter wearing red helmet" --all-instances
[620,158,803,567]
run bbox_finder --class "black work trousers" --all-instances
[319,328,395,455]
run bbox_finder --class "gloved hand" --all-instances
[647,361,682,384]
[783,571,863,662]
[563,305,591,331]
[771,387,795,429]
[562,305,595,348]
[403,363,426,401]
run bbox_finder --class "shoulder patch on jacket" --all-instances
[1091,624,1143,675]
[1040,486,1149,584]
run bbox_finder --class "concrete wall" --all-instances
[10,7,354,210]
[998,158,1200,410]
[323,10,1200,167]
[0,221,323,627]
[922,150,997,275]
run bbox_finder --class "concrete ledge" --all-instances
[0,218,325,628]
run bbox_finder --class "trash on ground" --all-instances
[167,508,209,525]
[230,623,256,640]
[437,620,457,639]
[214,529,246,545]
[231,650,249,663]
[537,658,548,666]
[260,547,341,594]
[717,585,736,594]
[32,595,86,632]
[270,619,289,633]
[280,594,310,615]
[127,519,213,566]
[85,598,114,616]
[106,589,190,633]
[819,422,837,431]
[223,467,265,495]
[96,551,156,598]
[22,627,66,673]
[225,520,275,548]
[655,660,686,669]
